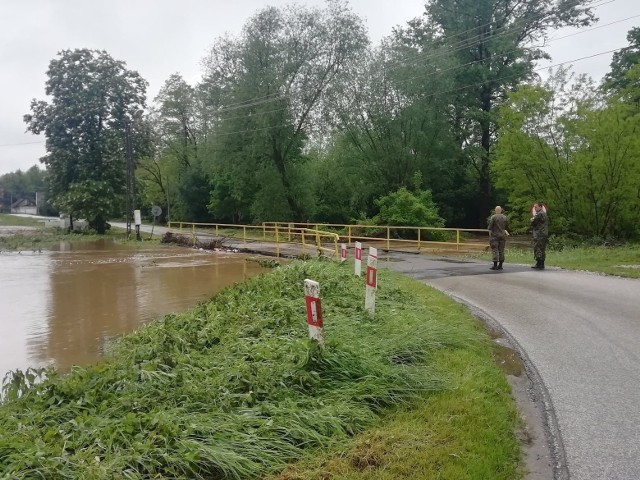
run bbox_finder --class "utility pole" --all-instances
[125,122,133,237]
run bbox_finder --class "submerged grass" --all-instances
[0,260,521,479]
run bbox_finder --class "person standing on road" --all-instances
[531,202,549,269]
[488,206,509,270]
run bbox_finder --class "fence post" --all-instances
[276,225,280,258]
[304,279,324,345]
[365,247,378,316]
[418,228,421,252]
[386,227,390,251]
[192,224,196,246]
[457,229,460,251]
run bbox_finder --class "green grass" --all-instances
[0,260,522,479]
[0,215,160,251]
[0,213,43,227]
[474,243,640,278]
[267,274,522,480]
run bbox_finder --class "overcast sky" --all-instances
[0,0,637,175]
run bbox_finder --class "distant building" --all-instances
[11,198,38,215]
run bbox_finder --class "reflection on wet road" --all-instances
[0,239,266,377]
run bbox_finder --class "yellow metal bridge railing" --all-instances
[166,222,340,259]
[261,222,490,254]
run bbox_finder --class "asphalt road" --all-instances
[383,252,640,480]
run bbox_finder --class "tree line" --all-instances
[17,0,640,239]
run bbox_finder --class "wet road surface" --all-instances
[384,252,640,480]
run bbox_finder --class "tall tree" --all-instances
[494,69,640,239]
[331,39,470,225]
[395,0,596,225]
[24,49,147,233]
[200,0,369,222]
[603,27,640,96]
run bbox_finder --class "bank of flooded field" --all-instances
[0,260,521,479]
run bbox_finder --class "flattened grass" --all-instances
[0,260,521,479]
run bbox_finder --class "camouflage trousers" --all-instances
[490,237,506,262]
[533,236,548,261]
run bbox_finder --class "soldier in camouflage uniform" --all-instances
[531,202,548,269]
[488,206,509,270]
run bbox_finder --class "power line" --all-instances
[394,12,640,86]
[0,140,45,148]
[200,45,629,142]
[386,0,618,70]
[423,47,622,100]
[197,0,621,122]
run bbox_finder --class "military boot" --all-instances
[531,260,542,269]
[498,261,503,270]
[490,261,498,270]
[538,260,545,270]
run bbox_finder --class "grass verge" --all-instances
[474,243,640,279]
[0,214,160,251]
[0,260,521,479]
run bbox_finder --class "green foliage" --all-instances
[603,27,640,97]
[372,186,445,237]
[385,0,596,223]
[199,1,369,223]
[24,48,147,231]
[0,166,50,214]
[494,69,640,239]
[53,180,118,233]
[0,260,497,479]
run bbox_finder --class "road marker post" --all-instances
[365,247,377,316]
[355,241,362,277]
[341,243,347,262]
[304,279,324,345]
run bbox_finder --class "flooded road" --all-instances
[0,240,267,378]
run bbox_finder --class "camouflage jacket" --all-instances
[531,210,548,238]
[488,213,509,238]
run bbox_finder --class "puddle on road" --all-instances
[493,344,525,377]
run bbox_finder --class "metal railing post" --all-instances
[418,228,421,251]
[457,229,460,251]
[301,229,307,255]
[192,224,196,246]
[243,226,247,246]
[275,225,280,258]
[387,227,390,251]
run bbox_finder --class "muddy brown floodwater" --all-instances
[0,239,267,378]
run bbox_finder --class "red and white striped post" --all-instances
[365,247,377,316]
[304,279,324,345]
[354,241,362,277]
[340,243,347,262]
